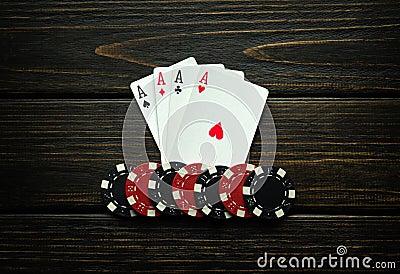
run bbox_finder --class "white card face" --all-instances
[227,69,245,79]
[130,57,196,161]
[165,65,244,158]
[153,67,175,160]
[154,64,226,163]
[130,74,159,145]
[152,59,198,162]
[164,66,268,166]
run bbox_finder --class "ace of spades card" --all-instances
[130,57,197,162]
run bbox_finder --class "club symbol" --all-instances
[175,86,182,94]
[143,100,150,108]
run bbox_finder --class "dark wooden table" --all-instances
[1,0,399,272]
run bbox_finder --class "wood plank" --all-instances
[0,214,399,272]
[0,99,398,214]
[0,0,399,98]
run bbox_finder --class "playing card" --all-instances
[154,63,227,163]
[164,66,268,166]
[130,57,197,159]
[165,65,244,157]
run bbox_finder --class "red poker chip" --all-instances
[172,163,207,217]
[125,162,161,217]
[219,163,256,218]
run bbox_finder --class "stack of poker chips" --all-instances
[100,162,295,220]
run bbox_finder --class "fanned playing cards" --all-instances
[130,57,269,167]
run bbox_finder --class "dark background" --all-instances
[0,0,399,272]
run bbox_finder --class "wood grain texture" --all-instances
[0,215,399,272]
[0,1,399,272]
[0,0,399,98]
[0,99,398,214]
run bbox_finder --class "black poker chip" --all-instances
[194,165,233,219]
[148,161,185,216]
[100,163,137,218]
[243,166,295,219]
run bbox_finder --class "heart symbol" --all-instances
[209,122,223,140]
[198,85,205,93]
[143,100,150,108]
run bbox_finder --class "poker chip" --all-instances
[125,162,161,217]
[100,163,137,218]
[243,166,295,219]
[219,163,256,218]
[194,166,233,219]
[148,161,185,216]
[172,163,208,217]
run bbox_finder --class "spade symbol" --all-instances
[143,100,150,108]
